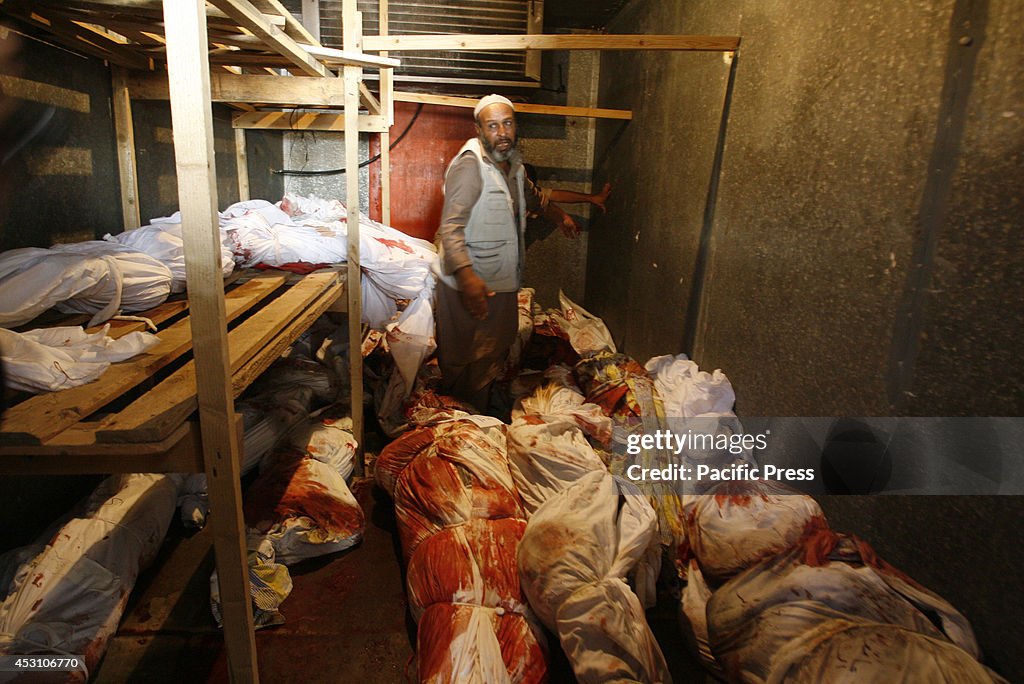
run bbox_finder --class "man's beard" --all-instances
[481,134,515,162]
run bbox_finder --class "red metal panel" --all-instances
[368,102,477,241]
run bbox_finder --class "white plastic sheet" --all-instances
[0,325,160,393]
[707,530,987,683]
[518,470,671,683]
[0,242,171,328]
[644,353,736,418]
[548,290,616,355]
[105,221,235,293]
[0,474,180,682]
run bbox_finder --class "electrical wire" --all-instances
[272,103,424,176]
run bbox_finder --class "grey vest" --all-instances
[438,138,527,293]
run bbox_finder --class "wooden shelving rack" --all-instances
[0,0,395,680]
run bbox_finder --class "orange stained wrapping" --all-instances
[393,422,524,561]
[417,603,549,684]
[375,424,438,496]
[406,517,528,620]
[244,447,365,537]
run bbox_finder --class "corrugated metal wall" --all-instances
[320,0,529,80]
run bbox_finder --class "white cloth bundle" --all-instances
[0,325,160,392]
[282,414,359,482]
[547,290,616,355]
[0,242,171,328]
[105,221,235,293]
[506,383,610,516]
[685,479,828,583]
[517,470,671,683]
[0,474,180,682]
[245,449,364,565]
[644,353,736,418]
[677,480,828,672]
[707,530,988,683]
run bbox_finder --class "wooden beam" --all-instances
[111,67,140,230]
[3,4,153,70]
[363,33,741,52]
[359,81,381,115]
[0,423,204,476]
[96,272,344,444]
[207,0,332,76]
[362,73,541,89]
[343,0,364,477]
[161,3,258,683]
[379,0,391,224]
[300,0,321,41]
[393,91,633,121]
[231,110,388,132]
[128,72,346,107]
[234,128,250,200]
[301,43,401,69]
[203,35,398,68]
[525,0,543,81]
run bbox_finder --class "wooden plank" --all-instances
[230,275,345,393]
[301,43,400,69]
[524,0,543,81]
[96,271,342,444]
[162,2,258,682]
[376,0,391,124]
[364,73,541,89]
[359,82,381,115]
[300,0,321,41]
[393,91,633,121]
[3,3,154,70]
[363,33,741,52]
[0,423,203,475]
[0,276,285,446]
[344,0,364,477]
[231,110,388,132]
[127,72,347,107]
[379,0,392,223]
[111,67,141,231]
[207,0,331,77]
[234,128,250,200]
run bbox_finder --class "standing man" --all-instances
[434,94,578,411]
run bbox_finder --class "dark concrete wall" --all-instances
[592,4,1024,679]
[591,0,1023,416]
[133,101,283,222]
[0,26,284,248]
[0,28,121,247]
[900,0,1024,415]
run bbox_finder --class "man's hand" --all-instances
[559,213,581,238]
[455,266,493,320]
[544,203,580,239]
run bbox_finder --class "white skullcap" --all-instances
[474,94,515,118]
